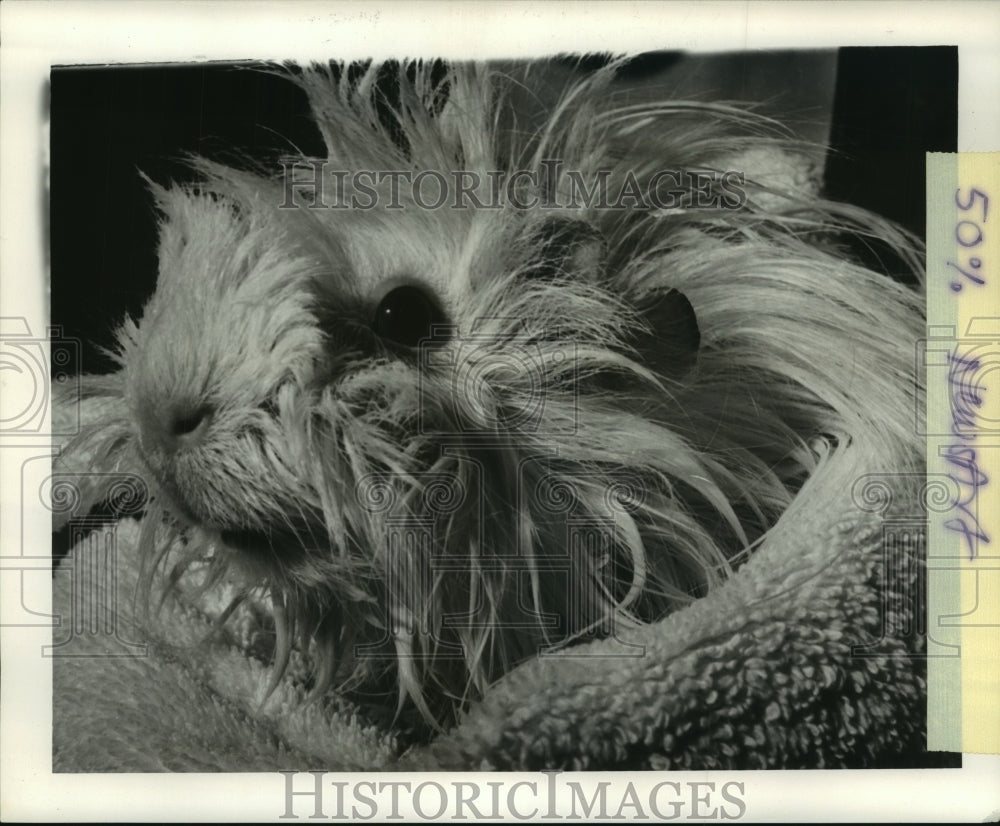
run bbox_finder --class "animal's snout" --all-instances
[138,399,214,455]
[169,404,213,440]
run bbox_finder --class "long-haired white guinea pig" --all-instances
[57,59,924,731]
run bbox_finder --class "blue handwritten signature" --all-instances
[942,351,990,559]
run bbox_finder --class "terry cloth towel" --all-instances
[51,434,933,772]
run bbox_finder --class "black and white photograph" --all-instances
[2,2,999,822]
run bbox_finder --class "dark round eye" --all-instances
[372,284,448,348]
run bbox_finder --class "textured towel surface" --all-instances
[410,457,924,771]
[52,443,930,772]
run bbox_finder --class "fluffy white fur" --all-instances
[57,60,924,731]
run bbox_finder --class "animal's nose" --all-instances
[139,400,214,454]
[169,405,213,440]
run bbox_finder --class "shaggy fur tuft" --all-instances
[57,59,924,731]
